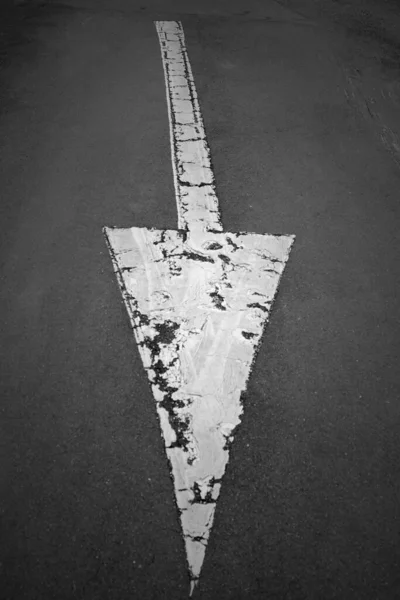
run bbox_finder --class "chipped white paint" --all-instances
[104,20,294,597]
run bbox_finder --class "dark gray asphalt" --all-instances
[1,1,400,599]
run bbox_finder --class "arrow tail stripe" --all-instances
[155,21,223,232]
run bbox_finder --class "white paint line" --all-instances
[104,20,295,597]
[155,21,222,233]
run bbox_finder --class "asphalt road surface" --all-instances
[1,1,400,599]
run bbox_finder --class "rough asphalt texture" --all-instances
[1,1,400,599]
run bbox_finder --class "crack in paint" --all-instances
[263,267,280,275]
[178,180,212,188]
[177,136,206,142]
[160,250,215,264]
[187,535,207,545]
[247,302,269,312]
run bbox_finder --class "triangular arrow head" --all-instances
[104,226,294,594]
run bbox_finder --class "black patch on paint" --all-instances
[190,480,216,505]
[206,242,223,250]
[218,253,230,264]
[141,320,180,358]
[226,236,241,252]
[242,331,257,339]
[181,250,214,263]
[188,535,207,544]
[159,394,192,452]
[154,320,180,346]
[178,229,188,243]
[247,302,268,312]
[209,291,226,311]
[153,358,168,376]
[153,230,168,246]
[132,309,150,327]
[222,428,237,452]
[167,259,182,276]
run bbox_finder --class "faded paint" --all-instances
[104,19,294,596]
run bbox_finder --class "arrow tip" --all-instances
[104,225,295,593]
[189,578,199,597]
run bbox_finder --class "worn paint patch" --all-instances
[104,226,294,592]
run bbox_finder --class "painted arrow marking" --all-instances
[104,20,294,596]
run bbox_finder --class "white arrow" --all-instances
[104,21,294,596]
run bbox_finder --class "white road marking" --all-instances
[104,20,294,596]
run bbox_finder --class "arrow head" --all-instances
[104,226,294,593]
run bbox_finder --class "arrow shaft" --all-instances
[155,21,223,233]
